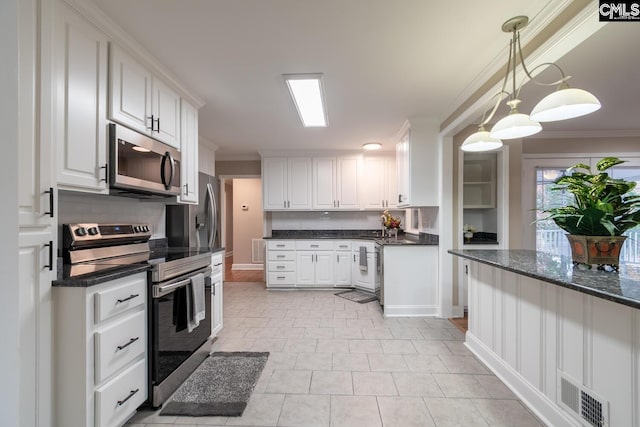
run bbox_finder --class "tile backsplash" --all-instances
[269,210,405,232]
[58,190,166,238]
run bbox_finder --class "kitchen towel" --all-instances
[359,246,368,271]
[187,273,206,333]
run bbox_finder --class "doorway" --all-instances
[220,176,265,282]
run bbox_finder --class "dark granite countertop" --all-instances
[266,230,438,246]
[448,249,640,309]
[52,263,151,288]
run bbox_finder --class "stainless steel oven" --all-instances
[147,247,214,408]
[109,123,181,197]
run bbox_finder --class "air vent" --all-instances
[558,372,609,427]
[252,238,265,263]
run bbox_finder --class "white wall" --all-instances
[232,179,263,265]
[1,0,20,422]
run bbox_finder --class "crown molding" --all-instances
[60,0,206,109]
[529,129,640,139]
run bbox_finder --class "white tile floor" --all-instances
[127,282,543,427]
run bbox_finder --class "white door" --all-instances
[336,157,359,209]
[335,252,352,286]
[287,157,312,210]
[296,252,315,286]
[152,78,181,149]
[55,5,109,193]
[385,156,399,209]
[179,99,198,203]
[315,252,335,286]
[396,138,410,206]
[109,44,152,135]
[313,157,336,209]
[363,157,385,209]
[262,157,288,210]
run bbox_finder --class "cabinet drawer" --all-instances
[95,358,146,427]
[268,250,295,261]
[94,310,146,383]
[211,252,224,277]
[267,271,296,285]
[268,261,296,272]
[295,240,333,251]
[267,240,295,250]
[94,274,146,324]
[334,241,352,251]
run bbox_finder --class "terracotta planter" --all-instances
[566,234,627,269]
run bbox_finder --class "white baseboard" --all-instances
[232,263,264,271]
[383,305,438,317]
[465,333,579,427]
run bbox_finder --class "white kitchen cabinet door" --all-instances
[396,120,439,207]
[363,157,385,209]
[315,252,335,286]
[109,44,152,136]
[296,252,316,286]
[352,253,376,292]
[262,157,288,210]
[396,137,409,206]
[152,78,181,149]
[336,157,360,209]
[385,156,399,209]
[335,252,352,286]
[312,157,336,209]
[179,99,198,203]
[18,230,54,427]
[212,279,223,336]
[54,3,109,193]
[287,157,312,210]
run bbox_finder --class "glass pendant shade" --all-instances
[529,87,601,122]
[490,112,541,140]
[461,130,503,152]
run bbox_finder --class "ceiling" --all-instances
[90,1,640,158]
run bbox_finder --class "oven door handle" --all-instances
[153,266,212,298]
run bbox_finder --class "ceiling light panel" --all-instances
[284,74,328,127]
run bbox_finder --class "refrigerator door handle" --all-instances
[206,183,217,248]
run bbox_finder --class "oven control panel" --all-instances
[63,223,152,248]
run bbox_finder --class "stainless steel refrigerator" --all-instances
[166,172,221,249]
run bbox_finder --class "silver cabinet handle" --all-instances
[287,200,290,208]
[116,294,139,304]
[44,187,54,217]
[276,265,285,269]
[184,183,189,196]
[337,200,340,207]
[277,276,285,280]
[276,244,285,247]
[311,244,319,248]
[276,255,285,258]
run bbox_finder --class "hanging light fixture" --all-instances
[462,16,600,152]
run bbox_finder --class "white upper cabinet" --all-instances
[363,154,397,209]
[54,1,109,193]
[179,99,198,204]
[312,156,360,210]
[396,119,439,207]
[152,78,181,149]
[109,44,180,149]
[262,157,312,210]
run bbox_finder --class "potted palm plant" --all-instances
[541,157,640,271]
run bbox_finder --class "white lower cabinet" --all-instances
[211,252,224,336]
[53,273,148,427]
[334,241,352,287]
[266,240,296,287]
[295,244,334,287]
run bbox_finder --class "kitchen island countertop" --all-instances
[449,249,640,309]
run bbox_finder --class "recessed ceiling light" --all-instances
[284,73,328,127]
[362,142,382,150]
[132,146,151,153]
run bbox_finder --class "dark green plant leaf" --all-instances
[596,157,626,171]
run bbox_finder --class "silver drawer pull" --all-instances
[310,244,319,248]
[276,244,285,247]
[116,294,139,304]
[276,266,285,269]
[214,263,223,267]
[277,255,285,258]
[339,245,348,248]
[117,388,139,406]
[116,337,139,351]
[277,276,285,279]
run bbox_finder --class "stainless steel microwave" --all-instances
[109,123,181,197]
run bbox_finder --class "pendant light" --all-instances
[463,16,600,152]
